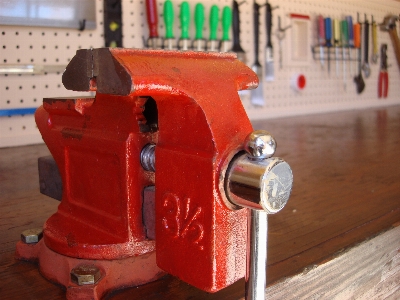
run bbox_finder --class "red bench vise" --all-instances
[15,48,293,299]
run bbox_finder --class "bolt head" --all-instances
[244,130,276,160]
[21,228,43,244]
[70,265,101,286]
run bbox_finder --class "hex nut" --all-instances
[21,228,43,244]
[70,265,101,286]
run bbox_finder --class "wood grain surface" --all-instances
[1,106,400,299]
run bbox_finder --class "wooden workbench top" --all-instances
[1,106,399,299]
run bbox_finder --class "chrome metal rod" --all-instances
[245,209,268,300]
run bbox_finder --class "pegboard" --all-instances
[1,0,400,148]
[0,0,104,147]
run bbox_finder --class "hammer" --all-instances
[380,15,400,70]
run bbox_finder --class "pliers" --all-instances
[378,44,388,98]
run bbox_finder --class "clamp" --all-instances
[16,48,293,299]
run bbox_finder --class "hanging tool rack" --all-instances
[311,48,358,63]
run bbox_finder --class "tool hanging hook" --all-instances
[265,0,279,10]
[278,15,291,32]
[275,16,291,69]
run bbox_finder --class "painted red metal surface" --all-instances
[34,49,257,293]
[15,239,163,299]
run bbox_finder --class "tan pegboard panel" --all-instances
[236,0,400,120]
[1,0,400,147]
[122,0,400,121]
[0,0,104,147]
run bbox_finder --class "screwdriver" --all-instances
[220,6,232,52]
[208,5,219,51]
[178,1,190,50]
[333,19,340,77]
[231,0,246,63]
[163,0,175,50]
[341,20,348,90]
[193,3,205,51]
[145,0,161,49]
[371,16,378,63]
[318,15,325,68]
[325,18,332,74]
[354,21,361,72]
[346,16,354,76]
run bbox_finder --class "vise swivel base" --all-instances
[15,48,293,300]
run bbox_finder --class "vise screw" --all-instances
[16,48,293,299]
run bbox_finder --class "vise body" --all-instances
[16,48,293,299]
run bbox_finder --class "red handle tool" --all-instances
[146,0,159,38]
[378,44,389,98]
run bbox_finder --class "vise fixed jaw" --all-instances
[29,48,293,299]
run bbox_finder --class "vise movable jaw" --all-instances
[18,48,293,299]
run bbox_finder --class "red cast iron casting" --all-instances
[35,48,258,292]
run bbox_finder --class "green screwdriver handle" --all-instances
[209,5,219,41]
[180,1,190,39]
[341,20,348,47]
[194,3,205,40]
[221,6,232,41]
[164,0,174,39]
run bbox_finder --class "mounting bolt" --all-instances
[70,265,101,286]
[21,228,43,244]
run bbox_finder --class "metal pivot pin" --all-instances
[225,130,293,300]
